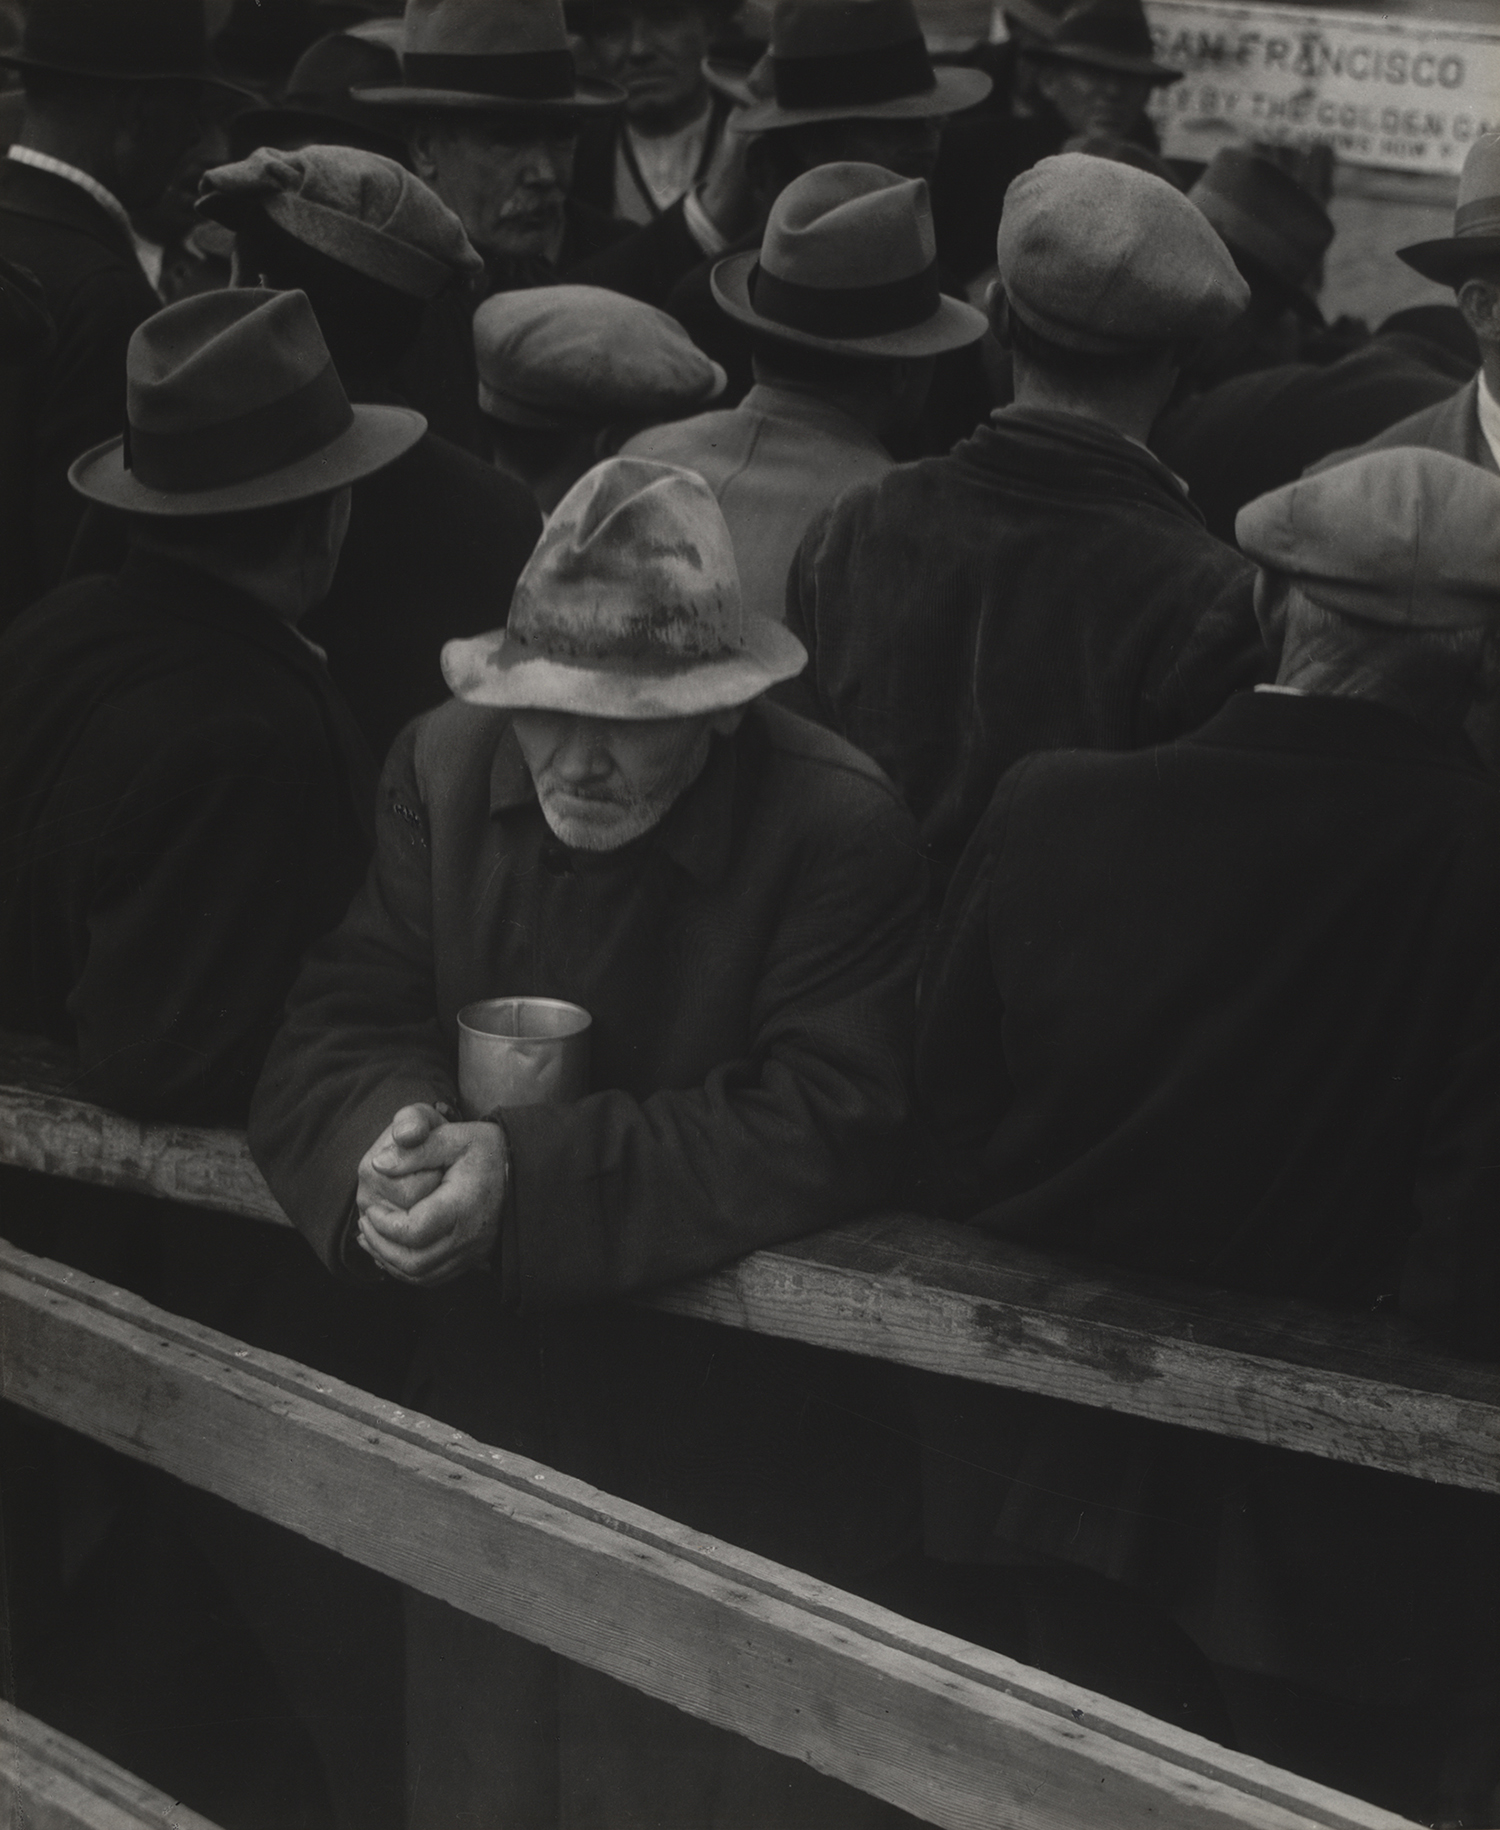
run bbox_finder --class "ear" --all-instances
[1455,275,1500,345]
[406,120,440,184]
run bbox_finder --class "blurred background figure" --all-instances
[226,25,409,162]
[475,282,726,510]
[571,0,740,224]
[0,0,236,618]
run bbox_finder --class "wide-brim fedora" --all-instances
[0,0,252,94]
[1031,0,1181,85]
[710,0,990,132]
[711,161,987,358]
[227,30,412,163]
[70,287,425,517]
[1189,149,1331,325]
[443,458,807,720]
[353,0,622,113]
[1399,132,1500,285]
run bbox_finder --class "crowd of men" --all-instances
[2,0,1499,1827]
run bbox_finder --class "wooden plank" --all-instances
[0,1699,222,1830]
[4,1032,1498,1492]
[0,1239,1415,1830]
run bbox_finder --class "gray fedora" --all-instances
[354,0,622,115]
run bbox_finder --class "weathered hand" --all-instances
[357,1102,449,1216]
[356,1112,507,1288]
[698,117,759,242]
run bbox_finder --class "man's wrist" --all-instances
[683,184,730,258]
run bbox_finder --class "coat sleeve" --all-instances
[248,723,461,1268]
[496,776,927,1306]
[69,709,363,1125]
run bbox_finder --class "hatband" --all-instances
[124,360,352,495]
[773,32,936,110]
[750,255,939,337]
[401,47,577,101]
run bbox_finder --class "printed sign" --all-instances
[1142,2,1500,174]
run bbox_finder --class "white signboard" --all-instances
[1143,2,1500,175]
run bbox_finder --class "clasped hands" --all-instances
[355,1103,506,1287]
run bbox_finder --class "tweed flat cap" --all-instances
[198,145,482,300]
[1236,449,1500,630]
[998,152,1248,354]
[474,286,726,431]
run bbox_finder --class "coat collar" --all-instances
[739,384,890,459]
[0,154,140,268]
[488,714,742,887]
[962,406,1204,521]
[1191,687,1480,773]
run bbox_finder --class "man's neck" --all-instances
[1275,653,1468,738]
[627,83,711,140]
[1010,370,1164,447]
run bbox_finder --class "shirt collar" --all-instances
[6,147,151,282]
[1476,370,1500,473]
[489,714,742,888]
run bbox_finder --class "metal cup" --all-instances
[457,997,592,1117]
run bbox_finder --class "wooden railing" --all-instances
[1,1032,1482,1828]
[0,1697,222,1830]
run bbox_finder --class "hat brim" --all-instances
[479,361,729,431]
[1032,45,1181,85]
[68,403,426,516]
[711,251,988,358]
[0,49,254,97]
[227,104,409,162]
[443,616,808,718]
[723,63,990,131]
[351,75,622,112]
[1397,236,1500,286]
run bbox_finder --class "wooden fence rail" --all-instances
[0,1236,1418,1830]
[3,1033,1498,1493]
[0,1698,222,1830]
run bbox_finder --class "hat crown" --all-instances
[285,29,402,102]
[1455,132,1500,238]
[21,0,207,79]
[1050,0,1154,59]
[402,0,572,59]
[1237,448,1500,629]
[768,0,936,108]
[761,161,933,291]
[1190,147,1333,287]
[772,0,926,57]
[510,459,744,669]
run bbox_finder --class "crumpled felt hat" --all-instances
[1030,0,1180,85]
[197,145,483,300]
[709,0,990,133]
[0,0,249,93]
[1399,133,1500,287]
[442,458,807,719]
[353,0,622,114]
[1236,448,1500,630]
[712,161,987,358]
[69,289,425,517]
[227,30,411,163]
[998,152,1248,353]
[474,286,726,430]
[1190,148,1332,324]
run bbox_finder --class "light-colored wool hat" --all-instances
[474,286,726,431]
[712,162,987,359]
[1189,148,1333,323]
[69,289,425,516]
[354,0,622,113]
[443,458,807,718]
[1236,449,1500,631]
[197,146,483,300]
[997,152,1249,354]
[711,0,990,133]
[1400,133,1500,287]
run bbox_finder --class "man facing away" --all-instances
[624,161,985,624]
[249,457,928,1830]
[788,150,1265,895]
[0,0,232,617]
[916,448,1500,1824]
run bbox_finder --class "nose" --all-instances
[549,722,614,788]
[518,142,568,188]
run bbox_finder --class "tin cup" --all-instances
[457,997,592,1118]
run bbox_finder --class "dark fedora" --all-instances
[0,0,245,90]
[69,288,424,516]
[228,30,410,163]
[353,0,622,114]
[1400,133,1500,287]
[1189,148,1332,323]
[709,0,991,133]
[1031,0,1181,86]
[712,161,987,358]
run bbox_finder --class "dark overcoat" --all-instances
[787,407,1268,892]
[0,159,159,621]
[0,548,376,1123]
[912,690,1500,1709]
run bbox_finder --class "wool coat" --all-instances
[249,695,926,1573]
[622,382,892,626]
[0,548,376,1123]
[912,691,1500,1713]
[787,407,1268,893]
[0,159,159,623]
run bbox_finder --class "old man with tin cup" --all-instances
[249,456,928,1826]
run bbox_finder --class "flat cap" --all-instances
[473,285,727,432]
[197,145,482,300]
[997,152,1249,354]
[1236,449,1500,630]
